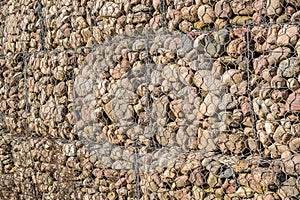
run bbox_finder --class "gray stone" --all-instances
[219,167,234,178]
[112,160,133,170]
[193,35,206,52]
[277,57,300,78]
[177,35,193,57]
[74,76,93,97]
[132,39,145,51]
[63,143,77,157]
[203,30,229,58]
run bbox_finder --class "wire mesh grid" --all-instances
[0,0,300,199]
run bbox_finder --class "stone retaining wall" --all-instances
[0,0,300,199]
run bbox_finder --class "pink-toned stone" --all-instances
[267,47,291,66]
[253,12,263,23]
[27,77,35,92]
[222,179,236,194]
[231,0,254,15]
[197,5,216,24]
[179,20,193,33]
[266,25,281,44]
[181,5,199,22]
[286,89,300,112]
[167,7,182,21]
[149,15,162,30]
[175,175,189,187]
[253,0,265,12]
[253,56,268,74]
[266,0,284,16]
[233,27,248,40]
[277,25,299,46]
[115,177,127,188]
[285,6,296,16]
[189,168,204,186]
[152,0,160,11]
[283,154,300,176]
[214,0,232,18]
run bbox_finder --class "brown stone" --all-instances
[289,138,300,153]
[287,78,300,91]
[53,82,66,97]
[271,89,289,102]
[198,129,217,152]
[273,125,292,144]
[270,75,286,88]
[230,16,252,25]
[199,93,221,116]
[99,2,122,18]
[235,186,254,198]
[227,39,247,58]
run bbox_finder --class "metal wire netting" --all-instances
[0,0,300,199]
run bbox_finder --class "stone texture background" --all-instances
[0,0,300,199]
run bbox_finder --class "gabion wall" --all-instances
[0,0,300,199]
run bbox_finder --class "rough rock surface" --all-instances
[0,0,300,199]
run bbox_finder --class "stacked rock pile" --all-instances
[0,0,299,199]
[0,0,43,54]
